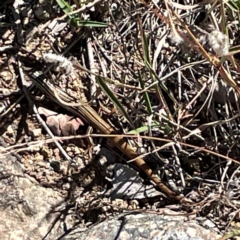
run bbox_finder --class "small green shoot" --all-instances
[96,76,135,128]
[138,70,153,115]
[55,0,107,27]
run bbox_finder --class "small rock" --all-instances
[34,153,44,162]
[6,125,14,136]
[62,183,71,190]
[201,219,217,229]
[31,128,42,138]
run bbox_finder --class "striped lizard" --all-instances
[27,70,190,203]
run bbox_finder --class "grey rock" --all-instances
[0,151,64,240]
[62,212,221,240]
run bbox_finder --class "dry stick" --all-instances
[73,53,143,90]
[86,37,97,101]
[3,133,240,166]
[159,114,204,141]
[28,70,189,203]
[18,60,72,161]
[0,92,26,119]
[171,144,185,187]
[183,78,213,126]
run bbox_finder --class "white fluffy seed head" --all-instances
[169,31,184,46]
[42,53,73,75]
[42,52,65,63]
[208,30,229,56]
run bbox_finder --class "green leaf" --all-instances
[127,123,159,134]
[56,0,72,14]
[55,0,107,28]
[71,19,108,27]
[142,30,151,64]
[96,76,135,128]
[138,70,153,115]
